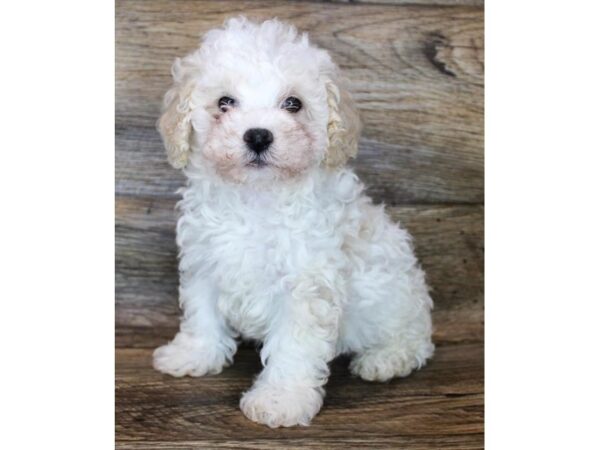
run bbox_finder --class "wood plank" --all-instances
[115,195,483,346]
[116,126,483,204]
[324,0,484,6]
[116,1,483,204]
[117,436,484,450]
[325,0,484,5]
[116,343,483,446]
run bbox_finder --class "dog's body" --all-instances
[153,18,434,428]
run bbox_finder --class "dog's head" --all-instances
[158,18,360,184]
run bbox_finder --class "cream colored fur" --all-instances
[153,17,434,428]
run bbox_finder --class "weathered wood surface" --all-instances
[116,342,483,449]
[118,438,483,450]
[116,0,484,447]
[329,0,483,5]
[117,126,482,205]
[116,0,483,204]
[116,195,483,346]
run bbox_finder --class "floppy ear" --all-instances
[157,58,197,169]
[324,79,361,168]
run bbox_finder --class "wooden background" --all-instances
[116,1,484,448]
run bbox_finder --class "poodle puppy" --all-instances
[153,17,434,428]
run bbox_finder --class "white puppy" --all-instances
[153,17,434,428]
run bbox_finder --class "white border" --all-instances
[1,2,114,449]
[487,1,599,448]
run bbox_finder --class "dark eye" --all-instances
[281,96,302,113]
[218,96,236,112]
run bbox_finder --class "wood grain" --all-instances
[117,126,483,204]
[326,0,483,5]
[116,0,483,204]
[117,437,484,450]
[116,343,483,448]
[115,195,483,345]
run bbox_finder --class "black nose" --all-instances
[243,128,273,154]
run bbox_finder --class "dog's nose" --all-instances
[243,128,273,154]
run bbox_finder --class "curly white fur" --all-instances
[153,17,434,428]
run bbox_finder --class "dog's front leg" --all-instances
[240,266,343,428]
[153,278,237,377]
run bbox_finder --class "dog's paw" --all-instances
[240,382,323,428]
[350,343,433,382]
[350,352,413,381]
[152,332,229,377]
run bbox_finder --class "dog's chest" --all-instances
[210,191,301,271]
[194,191,314,338]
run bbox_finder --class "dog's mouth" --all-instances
[247,157,269,168]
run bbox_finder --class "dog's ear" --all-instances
[324,78,361,168]
[157,57,198,169]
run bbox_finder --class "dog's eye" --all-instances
[218,96,236,112]
[281,96,302,113]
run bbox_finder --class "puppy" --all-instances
[153,17,434,428]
